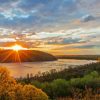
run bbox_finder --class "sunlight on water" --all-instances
[0,59,97,78]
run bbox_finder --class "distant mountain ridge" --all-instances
[0,50,57,63]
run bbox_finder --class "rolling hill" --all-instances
[0,50,57,63]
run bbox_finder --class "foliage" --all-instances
[0,67,48,100]
[57,88,100,100]
[18,62,100,99]
[0,50,57,63]
[29,71,100,99]
[19,62,100,82]
[57,55,100,60]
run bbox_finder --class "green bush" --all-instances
[31,71,100,99]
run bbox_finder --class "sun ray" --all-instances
[2,51,13,62]
[20,51,30,60]
[1,44,29,63]
[14,51,21,63]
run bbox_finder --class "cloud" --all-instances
[80,14,95,22]
[0,0,80,31]
[34,28,100,50]
[0,0,99,55]
[0,0,99,31]
[0,26,100,55]
[0,38,16,42]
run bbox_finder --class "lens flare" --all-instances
[11,44,25,51]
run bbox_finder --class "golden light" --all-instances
[11,44,25,51]
[0,44,29,63]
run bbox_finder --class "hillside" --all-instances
[57,55,100,60]
[0,50,57,63]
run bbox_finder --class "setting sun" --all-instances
[11,44,26,51]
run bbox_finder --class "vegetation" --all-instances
[57,55,100,60]
[0,50,57,63]
[0,60,100,100]
[0,67,48,100]
[57,89,100,100]
[19,62,100,82]
[19,71,100,99]
[18,62,100,99]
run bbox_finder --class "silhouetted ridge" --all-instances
[0,50,57,63]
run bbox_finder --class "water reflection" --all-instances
[0,59,97,78]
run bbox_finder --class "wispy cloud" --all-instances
[0,0,99,31]
[0,0,100,54]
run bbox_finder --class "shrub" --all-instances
[30,71,100,99]
[0,67,48,100]
[51,79,70,97]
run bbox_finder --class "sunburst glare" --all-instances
[11,44,27,51]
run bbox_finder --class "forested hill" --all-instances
[0,50,57,63]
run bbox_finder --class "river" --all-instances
[0,59,97,78]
